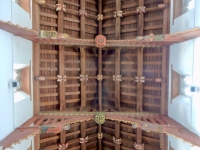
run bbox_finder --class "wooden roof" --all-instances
[1,0,200,150]
[32,0,169,149]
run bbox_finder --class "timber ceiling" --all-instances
[34,0,168,149]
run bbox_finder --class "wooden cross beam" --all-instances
[1,20,200,47]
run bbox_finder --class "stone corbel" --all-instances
[35,0,45,5]
[79,74,88,82]
[79,10,88,16]
[134,142,144,150]
[80,136,88,144]
[57,75,67,82]
[97,74,103,81]
[135,76,145,83]
[136,6,146,14]
[113,75,122,82]
[98,133,103,139]
[113,137,122,145]
[97,14,103,21]
[35,76,46,81]
[114,11,123,18]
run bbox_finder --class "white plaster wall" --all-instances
[0,0,15,141]
[0,1,34,149]
[168,0,200,150]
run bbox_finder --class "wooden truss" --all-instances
[1,114,200,149]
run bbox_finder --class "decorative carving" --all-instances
[79,10,87,16]
[79,74,88,82]
[58,143,68,150]
[114,10,123,18]
[98,133,103,139]
[95,35,106,48]
[35,76,46,81]
[56,4,62,11]
[57,75,67,82]
[136,6,146,14]
[97,74,103,81]
[132,123,140,128]
[56,4,67,12]
[40,30,57,38]
[97,14,103,20]
[134,143,144,150]
[40,30,70,39]
[154,78,166,83]
[87,108,96,112]
[80,136,88,144]
[63,124,70,130]
[113,137,122,144]
[105,108,115,112]
[113,75,122,81]
[135,76,145,83]
[35,0,45,5]
[62,5,66,12]
[94,112,105,124]
[41,125,63,134]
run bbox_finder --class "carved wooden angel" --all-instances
[62,5,66,12]
[134,142,144,150]
[113,75,122,81]
[113,137,122,144]
[80,136,88,144]
[58,143,68,150]
[56,4,62,11]
[136,6,146,14]
[114,11,123,18]
[79,10,88,16]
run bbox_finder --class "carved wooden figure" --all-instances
[80,136,88,144]
[58,143,68,150]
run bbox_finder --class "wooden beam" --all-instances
[80,47,86,109]
[136,0,144,112]
[115,48,121,111]
[136,128,142,144]
[59,46,66,111]
[80,0,86,38]
[98,0,102,34]
[98,48,102,111]
[81,121,86,150]
[33,1,40,114]
[60,130,66,144]
[98,124,102,150]
[115,121,120,150]
[115,0,121,39]
[58,0,64,33]
[34,134,40,150]
[136,48,143,112]
[137,0,144,36]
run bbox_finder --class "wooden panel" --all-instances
[171,66,180,100]
[142,47,163,113]
[63,0,80,38]
[85,0,98,39]
[144,0,164,35]
[21,66,30,95]
[120,49,137,111]
[39,45,59,111]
